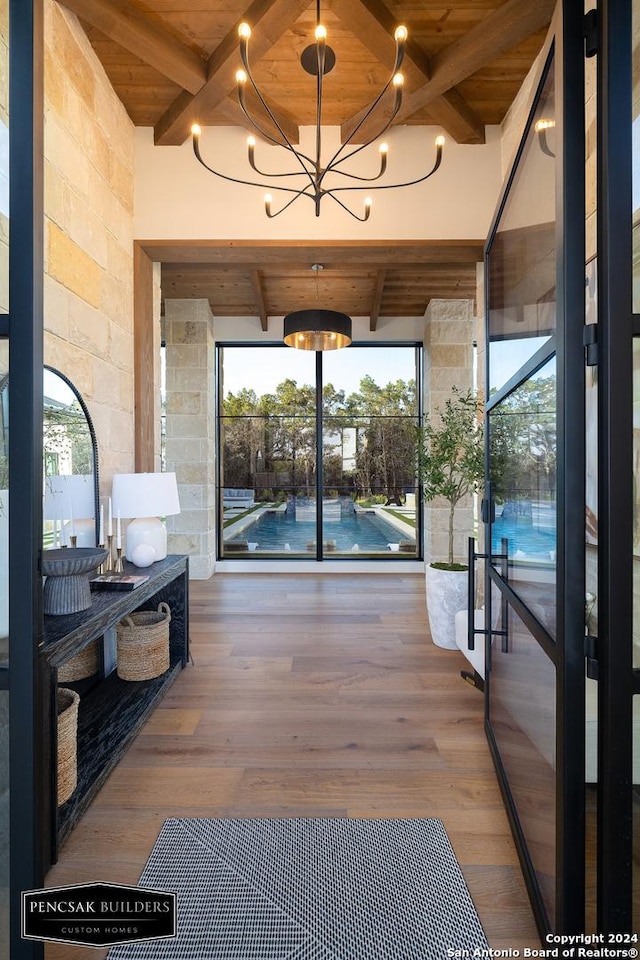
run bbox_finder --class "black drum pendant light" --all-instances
[283,309,352,351]
[283,264,352,351]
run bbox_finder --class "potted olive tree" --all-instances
[416,387,484,649]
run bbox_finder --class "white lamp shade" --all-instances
[111,472,181,519]
[44,474,95,520]
[112,473,181,562]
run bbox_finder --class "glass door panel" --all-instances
[322,345,419,558]
[488,60,556,397]
[220,414,316,557]
[0,339,7,960]
[322,417,418,557]
[0,0,7,318]
[484,13,586,930]
[490,355,557,636]
[219,346,316,558]
[488,597,557,926]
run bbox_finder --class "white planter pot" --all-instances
[425,563,468,649]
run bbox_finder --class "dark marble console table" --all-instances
[40,554,189,866]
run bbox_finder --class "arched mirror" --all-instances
[42,367,100,548]
[0,368,100,640]
[0,366,100,556]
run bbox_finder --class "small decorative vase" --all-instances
[42,547,109,615]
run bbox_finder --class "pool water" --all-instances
[492,514,556,562]
[227,507,415,553]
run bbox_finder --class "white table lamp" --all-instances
[111,472,181,562]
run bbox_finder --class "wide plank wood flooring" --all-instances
[45,573,540,958]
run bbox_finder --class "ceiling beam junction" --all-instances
[153,0,308,146]
[56,0,206,94]
[333,0,484,144]
[341,0,555,143]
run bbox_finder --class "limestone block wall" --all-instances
[164,299,216,580]
[43,0,135,485]
[423,299,475,565]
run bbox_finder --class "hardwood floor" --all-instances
[45,572,540,958]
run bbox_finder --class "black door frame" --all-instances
[596,0,635,933]
[3,1,46,958]
[483,1,586,936]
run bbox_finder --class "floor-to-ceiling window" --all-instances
[218,344,421,560]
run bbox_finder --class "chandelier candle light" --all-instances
[190,2,445,220]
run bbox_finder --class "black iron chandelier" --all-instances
[190,1,445,220]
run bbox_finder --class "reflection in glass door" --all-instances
[484,3,586,935]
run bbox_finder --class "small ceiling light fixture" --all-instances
[283,264,352,350]
[190,1,445,220]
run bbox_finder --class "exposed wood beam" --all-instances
[333,0,484,144]
[250,270,269,331]
[369,269,386,332]
[425,91,486,146]
[154,0,308,146]
[133,244,157,473]
[57,0,206,94]
[140,239,485,266]
[214,90,300,146]
[341,0,554,143]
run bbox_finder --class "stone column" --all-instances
[423,298,475,565]
[164,299,216,579]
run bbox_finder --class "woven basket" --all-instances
[58,639,99,682]
[57,687,80,806]
[117,602,171,681]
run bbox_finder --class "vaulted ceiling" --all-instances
[59,0,554,322]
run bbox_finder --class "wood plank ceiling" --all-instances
[59,0,554,326]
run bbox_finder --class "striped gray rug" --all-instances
[109,817,489,959]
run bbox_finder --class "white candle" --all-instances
[108,496,113,537]
[69,501,75,537]
[53,519,59,548]
[116,512,121,549]
[61,517,67,547]
[99,503,104,545]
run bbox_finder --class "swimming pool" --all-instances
[226,506,415,554]
[491,514,556,562]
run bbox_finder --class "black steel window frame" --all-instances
[3,0,45,958]
[596,0,635,933]
[215,341,423,562]
[483,1,586,936]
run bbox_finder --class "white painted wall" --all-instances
[135,124,502,241]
